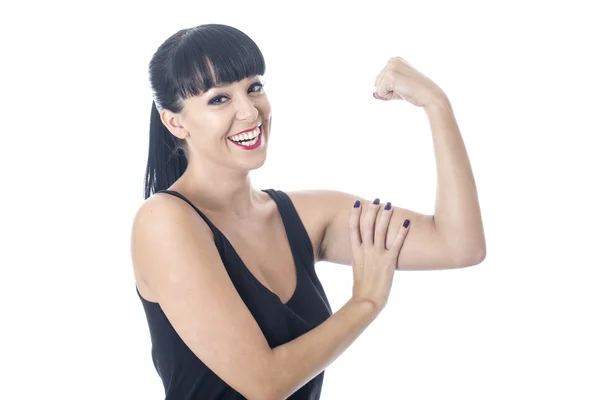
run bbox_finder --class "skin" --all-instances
[160,75,272,217]
[130,63,486,397]
[135,65,486,298]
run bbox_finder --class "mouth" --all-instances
[227,125,263,150]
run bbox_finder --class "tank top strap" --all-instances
[155,190,222,238]
[261,189,315,265]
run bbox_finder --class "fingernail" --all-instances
[373,198,380,205]
[403,219,410,228]
[373,92,377,98]
[384,202,391,210]
[353,200,361,208]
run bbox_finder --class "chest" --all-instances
[216,217,294,302]
[214,196,325,304]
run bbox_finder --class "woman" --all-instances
[131,23,486,400]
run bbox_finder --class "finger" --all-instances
[390,219,411,254]
[375,79,392,99]
[374,68,390,98]
[348,200,362,250]
[374,202,394,250]
[361,198,381,246]
[376,78,399,100]
[373,92,392,101]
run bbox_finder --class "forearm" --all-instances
[425,96,486,261]
[266,298,378,399]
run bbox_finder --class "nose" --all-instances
[235,96,259,122]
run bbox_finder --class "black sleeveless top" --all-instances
[136,189,333,399]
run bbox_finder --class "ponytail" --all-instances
[143,101,188,200]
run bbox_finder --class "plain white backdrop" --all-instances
[1,0,599,399]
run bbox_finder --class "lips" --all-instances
[228,127,262,150]
[227,123,261,143]
[236,125,259,135]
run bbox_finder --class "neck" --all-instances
[175,159,262,219]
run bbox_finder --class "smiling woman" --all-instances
[131,22,485,400]
[143,24,269,200]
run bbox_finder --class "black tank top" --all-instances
[136,189,333,399]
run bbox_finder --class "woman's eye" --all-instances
[209,83,264,105]
[250,83,264,93]
[209,96,228,105]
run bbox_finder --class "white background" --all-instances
[1,0,599,399]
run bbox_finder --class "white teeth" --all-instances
[236,136,258,146]
[229,125,261,142]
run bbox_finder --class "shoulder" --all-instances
[131,193,279,398]
[131,192,214,301]
[132,192,211,240]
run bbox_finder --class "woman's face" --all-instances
[178,75,272,170]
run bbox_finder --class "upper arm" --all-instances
[131,195,275,399]
[315,190,468,270]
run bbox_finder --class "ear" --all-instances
[160,109,189,140]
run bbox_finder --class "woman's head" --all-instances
[144,24,270,199]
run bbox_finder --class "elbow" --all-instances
[256,348,299,400]
[440,229,486,269]
[453,233,487,268]
[471,239,487,264]
[456,246,486,268]
[257,382,286,400]
[473,234,487,264]
[250,355,286,400]
[247,382,279,400]
[475,246,486,264]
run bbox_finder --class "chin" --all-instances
[247,154,268,170]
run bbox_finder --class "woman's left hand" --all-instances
[373,57,446,108]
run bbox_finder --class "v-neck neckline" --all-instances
[157,189,301,305]
[218,189,300,306]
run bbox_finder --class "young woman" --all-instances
[131,23,486,400]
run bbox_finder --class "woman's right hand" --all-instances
[349,198,410,312]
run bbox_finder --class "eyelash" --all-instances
[209,82,265,105]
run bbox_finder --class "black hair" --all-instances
[143,24,266,200]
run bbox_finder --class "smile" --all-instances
[227,125,262,150]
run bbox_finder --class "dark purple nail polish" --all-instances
[353,200,360,208]
[403,219,410,228]
[373,198,380,205]
[384,202,391,210]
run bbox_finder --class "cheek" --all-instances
[189,115,226,138]
[258,104,272,123]
[182,113,204,134]
[256,95,271,113]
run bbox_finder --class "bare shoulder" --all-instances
[129,192,277,398]
[130,193,208,300]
